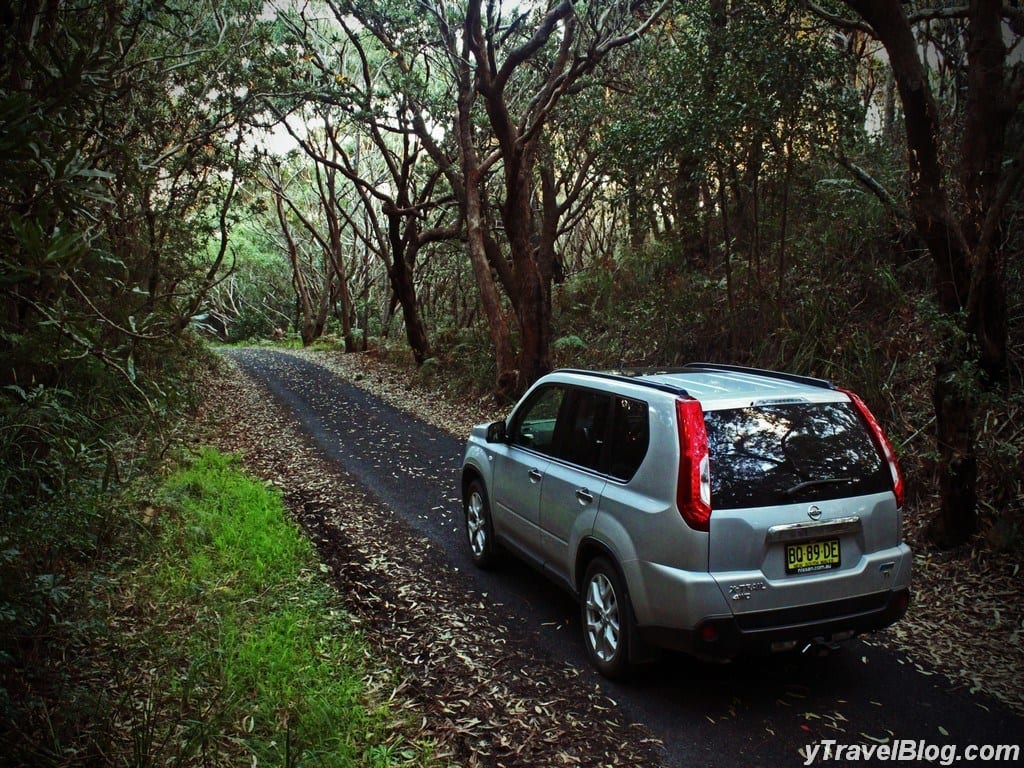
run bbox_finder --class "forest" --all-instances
[1,0,1022,759]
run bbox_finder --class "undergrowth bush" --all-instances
[1,448,436,767]
[0,336,217,757]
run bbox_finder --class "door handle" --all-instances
[575,488,594,504]
[528,468,543,483]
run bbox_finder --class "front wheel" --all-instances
[464,478,498,569]
[581,557,634,679]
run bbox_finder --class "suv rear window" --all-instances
[704,402,891,509]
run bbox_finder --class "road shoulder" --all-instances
[198,350,664,768]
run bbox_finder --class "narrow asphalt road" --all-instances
[225,347,1023,767]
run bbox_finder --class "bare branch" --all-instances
[810,2,1023,35]
[976,137,1024,262]
[805,1,875,33]
[834,153,913,225]
[494,0,573,93]
[595,0,673,56]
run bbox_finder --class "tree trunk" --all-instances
[716,161,736,352]
[465,166,518,401]
[323,173,357,353]
[458,78,517,401]
[505,158,553,391]
[846,0,977,545]
[539,162,564,284]
[627,169,646,253]
[838,0,1019,546]
[385,209,433,365]
[277,193,315,345]
[960,0,1011,381]
[931,355,979,546]
[672,156,702,267]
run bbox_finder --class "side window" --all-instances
[510,385,566,455]
[608,396,649,481]
[561,390,612,471]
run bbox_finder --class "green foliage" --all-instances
[423,325,498,396]
[0,384,94,500]
[0,3,280,754]
[2,449,440,766]
[553,335,587,353]
[1,0,273,499]
[604,0,860,183]
[0,0,273,593]
[205,222,295,343]
[144,450,402,766]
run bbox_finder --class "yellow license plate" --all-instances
[786,539,841,574]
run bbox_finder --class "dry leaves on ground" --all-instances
[289,347,1024,718]
[195,352,662,768]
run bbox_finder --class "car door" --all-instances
[538,388,611,584]
[491,384,568,561]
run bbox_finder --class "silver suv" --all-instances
[461,364,911,678]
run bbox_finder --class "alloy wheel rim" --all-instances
[584,572,620,662]
[467,491,486,557]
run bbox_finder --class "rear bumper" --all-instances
[638,588,911,658]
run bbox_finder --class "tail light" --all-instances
[676,398,712,531]
[841,389,905,508]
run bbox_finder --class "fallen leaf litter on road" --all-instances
[194,345,1023,768]
[294,346,1024,719]
[197,352,662,768]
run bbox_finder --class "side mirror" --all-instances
[485,420,507,443]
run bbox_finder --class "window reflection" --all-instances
[608,397,649,481]
[511,385,566,454]
[704,403,889,509]
[510,386,650,480]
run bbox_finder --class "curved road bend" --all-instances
[225,348,1023,768]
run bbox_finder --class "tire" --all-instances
[464,478,498,569]
[581,557,634,679]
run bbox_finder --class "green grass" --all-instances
[26,448,437,768]
[124,447,436,768]
[2,439,440,766]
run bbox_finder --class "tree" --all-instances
[1,0,270,500]
[335,1,668,397]
[604,2,860,297]
[458,0,671,395]
[260,153,358,347]
[267,3,469,364]
[819,1,1024,545]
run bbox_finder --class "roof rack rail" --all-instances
[554,368,692,398]
[681,362,834,390]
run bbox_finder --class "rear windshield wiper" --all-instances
[783,477,854,497]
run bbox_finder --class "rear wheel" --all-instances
[581,557,634,679]
[464,478,498,568]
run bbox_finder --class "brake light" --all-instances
[841,389,905,508]
[676,398,712,531]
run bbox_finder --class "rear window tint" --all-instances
[559,390,612,471]
[704,402,891,509]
